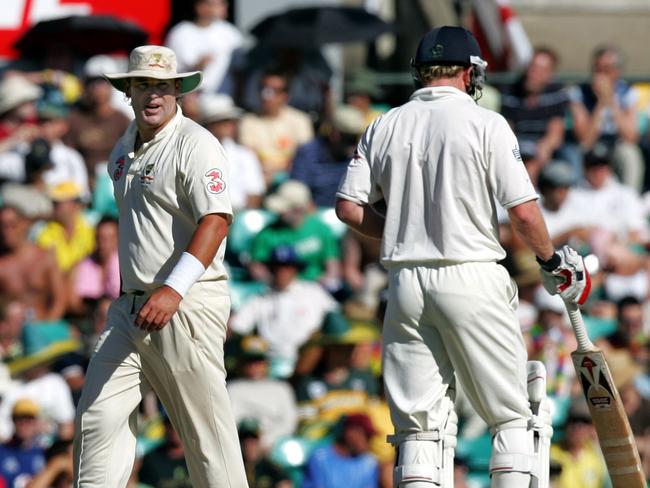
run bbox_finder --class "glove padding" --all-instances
[538,245,591,305]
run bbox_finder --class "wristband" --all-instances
[164,252,206,297]
[536,252,561,272]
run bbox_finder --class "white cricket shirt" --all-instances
[108,106,232,293]
[337,86,538,266]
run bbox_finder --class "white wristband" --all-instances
[164,252,206,298]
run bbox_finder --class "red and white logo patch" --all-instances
[205,168,226,194]
[113,156,126,181]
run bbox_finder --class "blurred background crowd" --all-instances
[0,0,649,487]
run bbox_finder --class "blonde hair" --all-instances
[417,65,465,85]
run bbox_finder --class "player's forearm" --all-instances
[335,199,384,239]
[508,200,555,261]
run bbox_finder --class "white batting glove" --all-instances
[537,245,592,305]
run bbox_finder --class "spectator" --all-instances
[239,46,332,120]
[26,439,73,488]
[537,159,592,247]
[344,70,386,127]
[0,206,66,322]
[294,316,380,434]
[0,399,46,488]
[230,245,339,378]
[227,336,298,451]
[63,56,131,187]
[165,0,244,96]
[0,138,54,221]
[290,105,366,207]
[570,45,644,191]
[551,400,609,488]
[1,328,80,442]
[0,76,42,183]
[237,419,292,488]
[606,296,649,364]
[35,88,89,199]
[573,143,648,285]
[501,47,569,175]
[302,413,380,488]
[136,415,191,488]
[249,180,341,287]
[35,182,96,274]
[199,94,266,211]
[67,216,119,315]
[239,70,314,185]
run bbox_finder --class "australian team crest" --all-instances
[140,162,155,186]
[113,156,126,181]
[205,168,226,194]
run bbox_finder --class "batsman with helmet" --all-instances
[335,26,590,488]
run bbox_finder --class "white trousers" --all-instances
[73,283,248,488]
[383,262,532,434]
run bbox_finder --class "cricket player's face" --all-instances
[128,77,179,137]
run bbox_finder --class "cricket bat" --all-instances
[565,302,647,487]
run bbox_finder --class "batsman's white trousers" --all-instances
[73,283,248,488]
[383,262,532,434]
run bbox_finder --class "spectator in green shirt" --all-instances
[249,180,341,292]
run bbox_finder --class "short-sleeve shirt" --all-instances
[500,79,569,142]
[337,86,538,267]
[251,214,340,281]
[108,106,232,293]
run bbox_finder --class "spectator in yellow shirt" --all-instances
[36,181,95,273]
[550,402,608,488]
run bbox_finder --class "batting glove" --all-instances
[537,245,591,305]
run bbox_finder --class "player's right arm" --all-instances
[335,120,384,239]
[507,201,555,261]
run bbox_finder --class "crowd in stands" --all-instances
[0,1,648,487]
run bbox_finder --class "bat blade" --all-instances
[571,348,646,487]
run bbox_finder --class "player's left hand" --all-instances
[135,286,182,332]
[538,245,592,305]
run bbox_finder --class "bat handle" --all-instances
[565,301,597,352]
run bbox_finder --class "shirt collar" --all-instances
[125,104,184,157]
[410,86,474,103]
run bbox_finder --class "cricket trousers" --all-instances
[382,261,532,434]
[73,282,248,488]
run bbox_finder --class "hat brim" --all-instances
[8,339,82,377]
[201,108,244,125]
[104,70,203,95]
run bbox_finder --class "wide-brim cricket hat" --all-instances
[0,75,43,115]
[104,45,202,95]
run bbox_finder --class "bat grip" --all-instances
[565,301,597,352]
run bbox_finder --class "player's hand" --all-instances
[135,286,182,332]
[538,245,592,305]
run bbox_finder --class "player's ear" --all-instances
[124,80,131,98]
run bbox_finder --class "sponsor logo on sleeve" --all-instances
[205,168,226,194]
[512,147,522,161]
[113,156,126,181]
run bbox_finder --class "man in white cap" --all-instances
[72,45,248,488]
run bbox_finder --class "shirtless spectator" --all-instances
[239,69,313,184]
[0,206,66,322]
